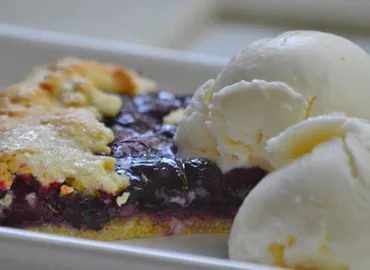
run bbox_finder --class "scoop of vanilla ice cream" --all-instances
[229,115,370,270]
[207,80,307,171]
[175,30,370,172]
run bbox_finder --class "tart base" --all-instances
[28,215,231,241]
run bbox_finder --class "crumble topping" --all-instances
[0,191,13,211]
[116,192,130,207]
[39,107,114,154]
[48,57,156,95]
[163,108,185,124]
[0,163,13,190]
[0,57,157,195]
[60,185,74,196]
[1,57,156,118]
[0,107,114,154]
[0,125,129,194]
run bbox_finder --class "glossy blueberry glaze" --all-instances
[0,92,267,230]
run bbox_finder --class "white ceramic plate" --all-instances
[0,24,282,270]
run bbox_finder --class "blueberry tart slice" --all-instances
[0,58,267,240]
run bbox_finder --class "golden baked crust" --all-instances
[0,124,129,194]
[0,57,155,194]
[1,58,155,118]
[47,58,156,95]
[29,215,231,241]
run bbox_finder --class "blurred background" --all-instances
[2,0,370,57]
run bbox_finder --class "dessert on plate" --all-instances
[0,57,267,240]
[2,29,370,270]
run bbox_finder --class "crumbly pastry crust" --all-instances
[0,57,239,240]
[29,215,231,241]
[0,58,156,195]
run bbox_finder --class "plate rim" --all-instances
[0,23,228,67]
[0,227,279,270]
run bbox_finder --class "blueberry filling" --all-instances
[0,92,268,230]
